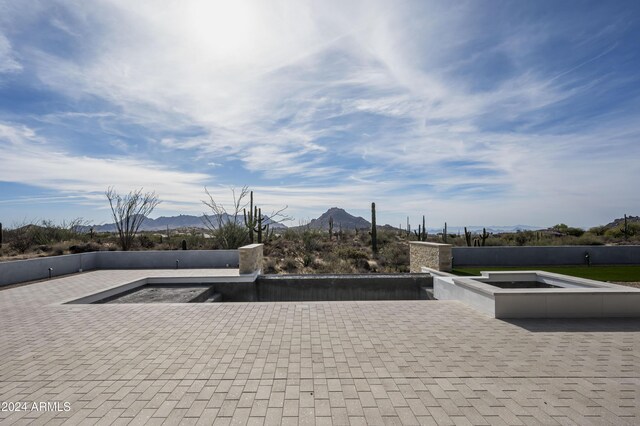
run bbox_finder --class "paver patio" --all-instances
[1,269,638,425]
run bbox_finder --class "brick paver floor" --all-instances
[1,270,639,425]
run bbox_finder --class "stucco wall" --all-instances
[0,250,239,287]
[452,245,640,267]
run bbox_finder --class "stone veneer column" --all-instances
[409,242,452,272]
[238,244,263,275]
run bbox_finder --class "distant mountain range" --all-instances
[87,208,543,234]
[441,225,542,234]
[88,214,286,233]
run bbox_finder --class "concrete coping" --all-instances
[420,266,457,277]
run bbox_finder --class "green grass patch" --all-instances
[452,265,640,282]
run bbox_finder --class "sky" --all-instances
[1,0,639,229]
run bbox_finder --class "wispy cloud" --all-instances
[0,33,22,74]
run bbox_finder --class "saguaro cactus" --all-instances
[480,228,489,246]
[443,222,448,243]
[243,191,269,244]
[255,208,267,243]
[243,191,257,244]
[371,202,378,254]
[0,222,3,246]
[263,223,273,243]
[329,216,334,240]
[464,227,472,247]
[624,214,629,240]
[413,215,427,241]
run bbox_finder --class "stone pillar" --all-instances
[239,244,263,275]
[409,242,452,272]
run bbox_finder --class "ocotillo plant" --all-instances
[464,227,472,246]
[371,202,378,253]
[329,216,334,240]
[480,228,489,246]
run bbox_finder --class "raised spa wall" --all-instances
[431,270,640,318]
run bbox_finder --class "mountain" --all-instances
[603,215,640,229]
[89,214,287,233]
[306,207,371,230]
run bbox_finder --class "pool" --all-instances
[67,273,433,304]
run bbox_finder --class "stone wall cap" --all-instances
[409,242,452,248]
[239,244,264,250]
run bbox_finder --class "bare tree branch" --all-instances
[105,187,161,251]
[201,186,250,249]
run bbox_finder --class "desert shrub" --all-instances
[302,253,315,267]
[566,228,585,237]
[301,229,322,252]
[138,234,155,249]
[50,243,65,256]
[69,242,102,254]
[588,226,607,236]
[282,228,300,241]
[552,223,585,237]
[333,246,369,261]
[263,257,277,274]
[575,235,605,246]
[282,256,299,272]
[316,256,355,274]
[483,237,505,246]
[211,223,249,249]
[376,229,395,246]
[514,234,526,246]
[378,242,409,272]
[353,257,372,272]
[8,226,35,253]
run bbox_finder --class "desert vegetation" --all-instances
[1,188,638,273]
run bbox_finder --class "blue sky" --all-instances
[1,0,639,229]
